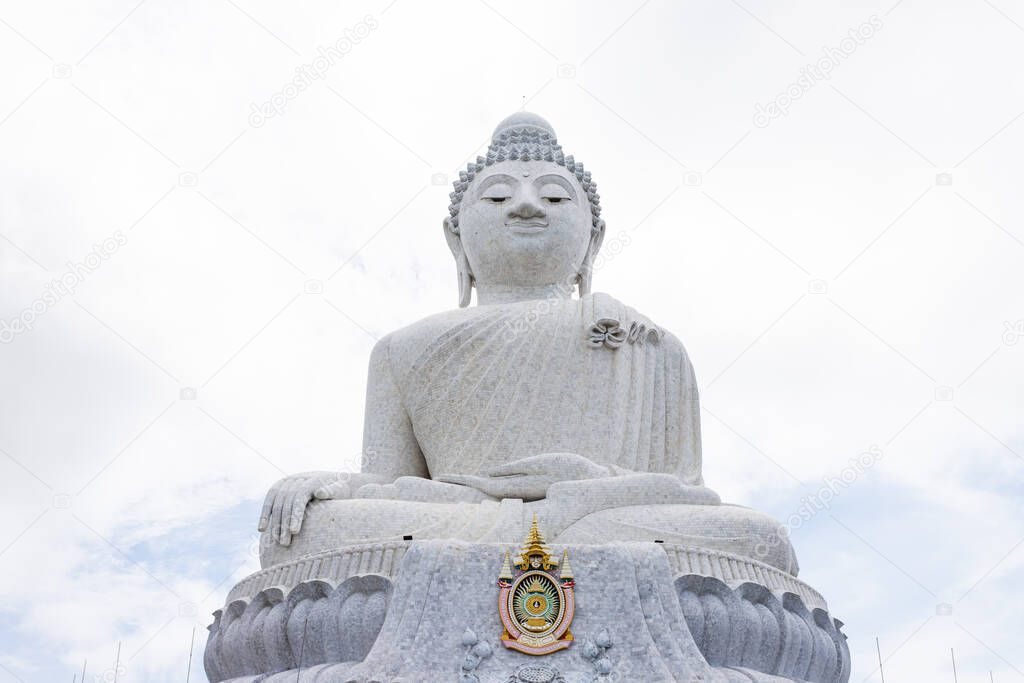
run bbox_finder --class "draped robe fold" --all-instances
[261,294,800,575]
[385,293,703,484]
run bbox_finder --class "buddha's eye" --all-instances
[482,184,512,204]
[540,184,571,204]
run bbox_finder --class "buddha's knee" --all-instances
[259,499,437,568]
[553,503,799,574]
[259,498,498,569]
[714,505,799,574]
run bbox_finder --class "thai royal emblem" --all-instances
[497,515,575,656]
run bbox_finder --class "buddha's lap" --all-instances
[260,497,797,574]
[555,504,798,574]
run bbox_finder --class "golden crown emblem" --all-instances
[497,515,575,656]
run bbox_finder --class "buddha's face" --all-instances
[456,160,593,292]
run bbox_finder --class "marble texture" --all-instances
[260,496,798,576]
[255,114,754,559]
[231,541,826,612]
[209,111,852,682]
[207,541,849,682]
[258,293,799,575]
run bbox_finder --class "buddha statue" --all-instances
[207,112,851,683]
[255,111,798,576]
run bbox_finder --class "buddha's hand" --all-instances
[436,453,609,501]
[258,471,388,546]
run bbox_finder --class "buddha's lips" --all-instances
[506,221,548,233]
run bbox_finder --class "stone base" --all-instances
[206,541,849,682]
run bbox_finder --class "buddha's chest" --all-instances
[403,329,675,476]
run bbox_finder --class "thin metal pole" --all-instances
[875,637,886,683]
[295,613,310,682]
[951,648,959,683]
[81,660,87,683]
[186,626,196,682]
[112,642,121,683]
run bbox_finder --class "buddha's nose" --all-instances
[508,188,546,221]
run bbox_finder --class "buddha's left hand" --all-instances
[437,452,609,501]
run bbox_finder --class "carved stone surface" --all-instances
[662,545,826,612]
[255,113,800,584]
[229,541,407,604]
[461,628,494,682]
[676,576,850,682]
[206,540,849,683]
[204,575,391,682]
[219,111,853,681]
[228,540,825,612]
[505,664,567,683]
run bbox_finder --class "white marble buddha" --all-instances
[258,112,798,575]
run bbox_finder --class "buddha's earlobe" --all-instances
[443,217,473,307]
[578,219,606,297]
[577,256,592,298]
[456,252,473,308]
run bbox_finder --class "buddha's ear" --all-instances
[578,219,606,297]
[443,217,473,308]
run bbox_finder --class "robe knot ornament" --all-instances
[587,317,661,350]
[587,318,627,349]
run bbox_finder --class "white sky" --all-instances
[1,0,1022,681]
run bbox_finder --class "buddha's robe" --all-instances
[383,292,702,483]
[261,294,798,575]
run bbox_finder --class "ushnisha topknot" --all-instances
[447,111,602,233]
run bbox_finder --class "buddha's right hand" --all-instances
[258,471,388,546]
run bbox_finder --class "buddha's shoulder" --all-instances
[370,306,496,372]
[647,322,690,361]
[589,292,690,357]
[369,298,692,373]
